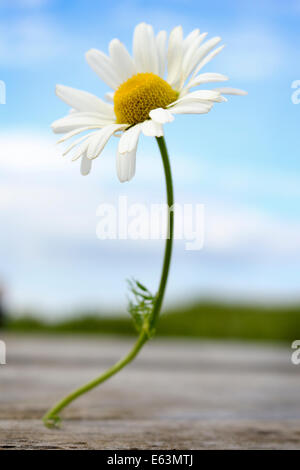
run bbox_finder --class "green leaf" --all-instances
[127,278,156,334]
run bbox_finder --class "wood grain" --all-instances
[0,334,299,449]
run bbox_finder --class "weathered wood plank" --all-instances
[0,334,299,449]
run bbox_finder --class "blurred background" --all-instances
[0,0,300,340]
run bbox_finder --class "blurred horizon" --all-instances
[1,0,300,317]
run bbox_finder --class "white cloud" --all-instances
[1,132,300,258]
[205,203,300,259]
[1,132,300,310]
[0,132,64,171]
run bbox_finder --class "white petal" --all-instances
[105,92,114,103]
[80,153,92,176]
[109,39,136,82]
[195,36,222,64]
[156,30,167,78]
[188,45,225,84]
[213,87,248,95]
[63,111,111,119]
[170,101,213,115]
[51,113,107,134]
[183,29,200,54]
[62,133,92,156]
[149,108,174,124]
[170,89,223,107]
[118,124,142,154]
[85,49,121,90]
[133,23,146,72]
[187,73,228,89]
[71,136,93,161]
[141,119,164,137]
[145,24,159,74]
[57,126,102,143]
[87,124,127,160]
[55,85,115,117]
[116,148,137,182]
[182,32,208,81]
[183,36,222,84]
[133,23,159,74]
[167,25,183,89]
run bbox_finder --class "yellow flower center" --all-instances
[114,73,178,125]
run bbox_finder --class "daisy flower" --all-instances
[44,23,246,428]
[52,22,246,182]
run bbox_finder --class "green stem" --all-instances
[43,136,174,428]
[43,330,148,428]
[150,137,174,329]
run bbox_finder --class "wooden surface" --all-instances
[0,334,299,450]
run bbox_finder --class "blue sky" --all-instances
[0,0,300,316]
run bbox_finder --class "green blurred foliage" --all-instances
[5,302,300,342]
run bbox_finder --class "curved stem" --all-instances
[150,137,174,329]
[43,330,148,427]
[43,136,174,428]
